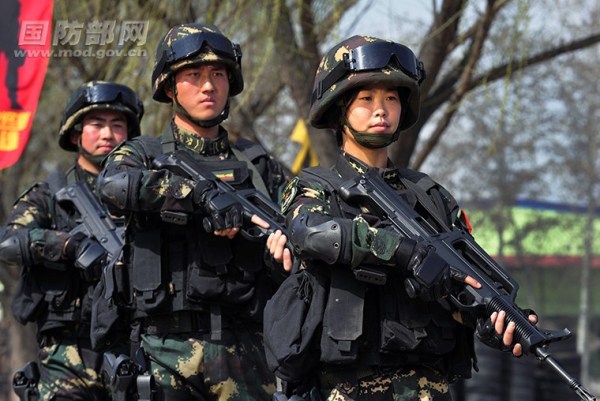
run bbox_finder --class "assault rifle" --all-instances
[152,150,287,240]
[338,168,596,401]
[54,181,125,300]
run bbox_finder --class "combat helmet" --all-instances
[58,81,144,152]
[309,35,425,133]
[152,22,243,103]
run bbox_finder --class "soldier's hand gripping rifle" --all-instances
[338,169,596,401]
[152,150,288,241]
[54,181,125,300]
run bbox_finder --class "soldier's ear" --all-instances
[70,132,80,146]
[165,77,174,100]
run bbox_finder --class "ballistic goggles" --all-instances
[156,31,242,74]
[66,83,143,119]
[313,41,425,101]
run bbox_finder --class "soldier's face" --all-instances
[170,63,230,121]
[345,85,402,135]
[74,110,128,156]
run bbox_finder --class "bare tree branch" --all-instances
[412,0,501,169]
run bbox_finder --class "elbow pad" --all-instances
[289,213,352,264]
[97,170,140,210]
[0,229,32,268]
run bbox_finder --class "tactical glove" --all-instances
[397,241,466,302]
[64,232,106,281]
[193,182,244,232]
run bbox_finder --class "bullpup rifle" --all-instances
[338,168,596,401]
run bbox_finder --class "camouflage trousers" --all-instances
[141,323,276,401]
[317,365,452,401]
[37,334,109,401]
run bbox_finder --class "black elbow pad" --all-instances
[97,171,140,210]
[0,229,32,268]
[289,213,352,264]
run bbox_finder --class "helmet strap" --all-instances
[343,117,400,149]
[171,79,229,128]
[77,136,105,167]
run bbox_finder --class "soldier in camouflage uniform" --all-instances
[96,23,287,401]
[0,81,144,401]
[263,36,536,401]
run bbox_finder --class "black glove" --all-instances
[400,242,466,301]
[64,232,106,281]
[193,182,244,232]
[476,317,512,353]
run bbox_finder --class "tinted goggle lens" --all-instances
[167,31,241,64]
[69,84,142,117]
[343,42,424,82]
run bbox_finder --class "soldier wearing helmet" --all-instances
[96,23,287,401]
[264,36,537,401]
[0,80,143,400]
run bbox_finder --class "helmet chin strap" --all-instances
[171,79,229,128]
[77,136,105,167]
[343,118,400,149]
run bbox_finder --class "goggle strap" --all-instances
[311,61,351,104]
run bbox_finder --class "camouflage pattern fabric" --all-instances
[318,366,451,401]
[37,335,109,401]
[102,124,285,212]
[308,35,422,131]
[277,154,474,399]
[152,23,243,102]
[141,325,275,401]
[2,166,116,400]
[281,156,405,265]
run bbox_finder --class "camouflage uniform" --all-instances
[263,36,475,401]
[1,81,143,401]
[97,22,286,401]
[279,154,472,401]
[98,123,285,401]
[3,167,120,401]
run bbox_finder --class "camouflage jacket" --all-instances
[97,121,287,320]
[2,164,100,332]
[279,153,476,378]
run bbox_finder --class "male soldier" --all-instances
[264,36,536,401]
[96,23,287,401]
[0,81,144,401]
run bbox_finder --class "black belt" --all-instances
[142,307,234,341]
[143,311,210,335]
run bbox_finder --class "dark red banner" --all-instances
[0,0,53,170]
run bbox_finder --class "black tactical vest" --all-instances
[12,167,99,334]
[297,156,475,380]
[127,129,281,339]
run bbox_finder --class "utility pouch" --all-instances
[263,268,327,383]
[11,270,45,324]
[320,267,364,363]
[133,230,168,313]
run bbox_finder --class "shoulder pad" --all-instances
[107,136,162,166]
[233,138,267,161]
[13,182,50,206]
[397,167,431,188]
[299,166,342,189]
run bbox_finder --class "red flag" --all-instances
[0,0,53,170]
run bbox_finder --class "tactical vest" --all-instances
[12,167,98,334]
[298,158,475,380]
[128,130,279,340]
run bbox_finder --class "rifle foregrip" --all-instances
[486,295,545,352]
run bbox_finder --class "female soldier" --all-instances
[265,36,535,401]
